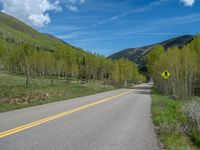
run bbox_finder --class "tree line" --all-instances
[147,35,200,99]
[0,38,145,87]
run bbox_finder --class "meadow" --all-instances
[0,73,114,112]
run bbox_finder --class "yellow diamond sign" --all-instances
[161,70,171,79]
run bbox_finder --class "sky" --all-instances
[0,0,200,56]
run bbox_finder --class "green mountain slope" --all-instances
[0,12,73,51]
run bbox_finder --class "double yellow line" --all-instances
[0,90,133,138]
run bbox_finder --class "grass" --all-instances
[151,89,200,150]
[0,73,114,112]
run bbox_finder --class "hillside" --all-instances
[109,35,194,72]
[0,12,74,51]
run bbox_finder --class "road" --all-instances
[0,83,160,150]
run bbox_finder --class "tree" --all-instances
[21,43,34,86]
[147,45,165,75]
[0,37,145,88]
[148,35,200,99]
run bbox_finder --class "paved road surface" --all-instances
[0,83,160,150]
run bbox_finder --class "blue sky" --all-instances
[1,0,200,56]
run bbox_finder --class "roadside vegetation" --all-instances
[147,35,200,99]
[0,35,145,112]
[152,89,200,150]
[0,73,114,112]
[148,35,200,149]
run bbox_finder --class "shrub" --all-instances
[184,101,200,130]
[183,101,200,146]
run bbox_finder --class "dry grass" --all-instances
[184,101,200,130]
[183,101,200,147]
[0,73,114,112]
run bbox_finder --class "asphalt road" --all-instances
[0,83,160,150]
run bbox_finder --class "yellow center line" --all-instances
[0,90,133,138]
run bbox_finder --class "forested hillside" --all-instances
[0,39,145,87]
[109,35,194,73]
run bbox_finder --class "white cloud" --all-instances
[66,5,78,12]
[0,0,62,28]
[80,0,85,4]
[96,0,167,26]
[68,0,77,4]
[69,0,85,4]
[180,0,195,6]
[66,0,85,12]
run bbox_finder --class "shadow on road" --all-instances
[130,83,154,95]
[133,90,151,95]
[131,86,151,90]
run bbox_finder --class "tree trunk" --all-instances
[26,73,29,86]
[51,78,54,86]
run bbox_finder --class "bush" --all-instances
[183,101,200,146]
[184,101,200,130]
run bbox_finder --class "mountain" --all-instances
[0,12,75,51]
[108,35,194,73]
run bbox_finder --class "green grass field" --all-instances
[151,89,200,150]
[0,12,70,51]
[0,73,114,112]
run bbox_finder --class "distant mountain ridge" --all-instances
[108,35,194,72]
